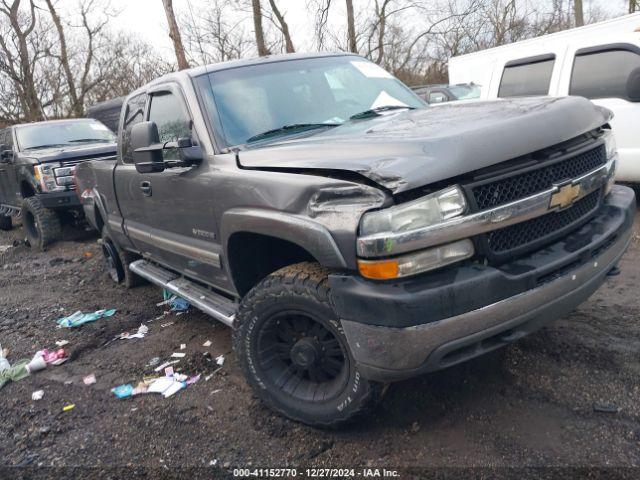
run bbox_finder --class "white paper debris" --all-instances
[171,352,186,358]
[55,340,69,347]
[180,344,186,350]
[154,360,180,372]
[215,355,225,366]
[83,374,96,385]
[32,390,44,401]
[202,340,212,347]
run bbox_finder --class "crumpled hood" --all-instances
[238,96,612,193]
[26,142,117,164]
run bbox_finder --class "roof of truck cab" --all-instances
[146,52,360,87]
[12,118,99,129]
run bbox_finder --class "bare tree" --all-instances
[574,0,584,26]
[0,0,43,121]
[162,0,189,70]
[266,0,294,53]
[251,0,270,56]
[346,0,357,53]
[182,0,252,64]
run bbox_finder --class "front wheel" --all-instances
[101,227,144,288]
[233,262,382,428]
[21,197,61,250]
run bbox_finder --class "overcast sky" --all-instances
[106,0,629,61]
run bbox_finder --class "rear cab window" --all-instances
[570,44,640,101]
[498,54,556,97]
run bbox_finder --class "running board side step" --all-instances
[129,259,237,326]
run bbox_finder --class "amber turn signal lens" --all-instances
[358,259,399,280]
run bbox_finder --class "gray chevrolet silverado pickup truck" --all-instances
[75,52,635,427]
[0,119,116,249]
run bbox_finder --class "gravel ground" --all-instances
[0,201,639,479]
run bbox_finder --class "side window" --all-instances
[148,93,191,143]
[428,92,448,104]
[498,56,555,98]
[122,93,147,164]
[570,48,640,101]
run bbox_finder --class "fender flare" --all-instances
[221,208,348,272]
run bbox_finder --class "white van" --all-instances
[449,13,640,182]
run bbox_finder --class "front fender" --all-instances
[221,208,348,270]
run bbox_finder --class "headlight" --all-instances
[603,130,616,159]
[602,130,617,195]
[358,239,474,280]
[360,185,467,236]
[34,163,64,193]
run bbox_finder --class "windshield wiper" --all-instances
[246,123,341,144]
[23,143,68,150]
[68,138,112,143]
[349,105,415,120]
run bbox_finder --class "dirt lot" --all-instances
[0,201,639,478]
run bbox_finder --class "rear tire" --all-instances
[233,262,382,428]
[0,215,11,231]
[21,197,61,251]
[101,226,144,288]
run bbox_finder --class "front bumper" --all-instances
[330,185,636,382]
[38,190,80,209]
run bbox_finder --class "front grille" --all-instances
[472,145,606,210]
[487,189,601,253]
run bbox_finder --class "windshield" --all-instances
[196,55,425,146]
[16,120,115,151]
[448,84,481,100]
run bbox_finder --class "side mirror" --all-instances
[0,145,12,163]
[626,67,640,102]
[131,121,164,174]
[176,137,203,164]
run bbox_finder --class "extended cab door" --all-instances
[139,85,228,289]
[113,92,160,256]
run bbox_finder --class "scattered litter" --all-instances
[57,309,116,328]
[83,374,96,386]
[205,367,223,381]
[187,374,201,385]
[55,340,69,347]
[119,324,149,340]
[215,355,225,366]
[62,404,75,412]
[32,390,44,401]
[170,297,189,312]
[111,384,134,398]
[160,322,174,328]
[171,352,186,359]
[202,340,212,348]
[37,349,68,367]
[0,345,9,371]
[131,407,138,412]
[148,357,161,367]
[180,344,186,350]
[83,251,93,258]
[211,389,222,394]
[0,245,11,254]
[209,460,218,466]
[154,360,180,372]
[175,312,184,316]
[593,403,619,413]
[165,366,174,377]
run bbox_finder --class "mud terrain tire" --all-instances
[21,197,61,250]
[234,262,382,428]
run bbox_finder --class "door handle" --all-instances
[140,181,152,197]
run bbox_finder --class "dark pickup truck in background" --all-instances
[0,119,116,249]
[75,52,635,427]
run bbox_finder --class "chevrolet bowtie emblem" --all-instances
[550,183,581,210]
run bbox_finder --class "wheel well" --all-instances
[94,208,104,233]
[228,232,316,297]
[21,182,35,198]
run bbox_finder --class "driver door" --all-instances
[140,85,226,287]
